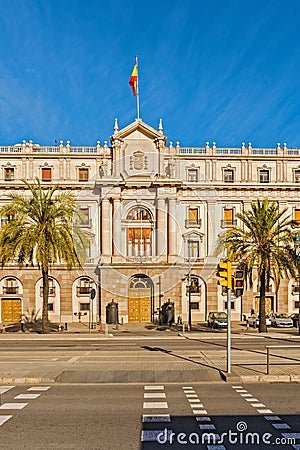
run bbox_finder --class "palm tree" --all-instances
[217,199,296,332]
[0,179,89,333]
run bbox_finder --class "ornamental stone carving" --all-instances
[129,150,148,170]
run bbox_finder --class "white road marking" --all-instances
[245,398,259,402]
[207,446,226,450]
[144,393,166,399]
[272,423,290,429]
[251,403,266,408]
[190,403,204,408]
[14,394,40,400]
[264,415,281,421]
[143,402,168,409]
[198,424,216,430]
[282,433,300,439]
[144,385,164,390]
[186,394,198,398]
[196,416,211,422]
[141,429,173,442]
[0,403,28,410]
[257,409,273,414]
[0,386,14,394]
[27,386,51,391]
[142,414,171,423]
[182,386,194,389]
[0,415,12,426]
[188,398,201,403]
[240,393,252,397]
[232,385,242,389]
[236,389,248,393]
[192,409,207,415]
[202,433,220,441]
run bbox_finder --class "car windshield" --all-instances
[215,312,227,319]
[276,313,289,318]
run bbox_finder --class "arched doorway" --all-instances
[128,275,153,322]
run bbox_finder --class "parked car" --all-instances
[289,313,299,328]
[207,312,228,328]
[270,313,293,328]
[246,314,271,328]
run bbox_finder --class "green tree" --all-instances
[217,199,296,332]
[0,179,89,333]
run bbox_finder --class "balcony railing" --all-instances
[3,286,19,294]
[221,220,237,228]
[40,286,56,296]
[185,219,202,228]
[77,286,92,295]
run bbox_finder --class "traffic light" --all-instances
[233,270,244,297]
[217,261,232,289]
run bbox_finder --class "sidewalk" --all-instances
[0,321,299,384]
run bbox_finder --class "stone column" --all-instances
[113,198,122,257]
[156,198,167,260]
[168,198,177,261]
[101,198,112,259]
[206,201,217,258]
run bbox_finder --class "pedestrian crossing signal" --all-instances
[233,270,244,297]
[217,261,232,289]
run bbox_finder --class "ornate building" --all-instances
[0,118,299,325]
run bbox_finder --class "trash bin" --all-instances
[106,300,119,324]
[161,300,175,326]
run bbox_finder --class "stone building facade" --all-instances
[0,118,299,325]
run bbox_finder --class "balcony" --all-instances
[3,286,19,294]
[40,286,56,296]
[292,285,300,295]
[185,219,202,228]
[77,286,92,296]
[221,220,237,228]
[75,219,92,228]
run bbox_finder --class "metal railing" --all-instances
[266,345,300,374]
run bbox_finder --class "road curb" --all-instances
[220,372,300,383]
[0,376,55,384]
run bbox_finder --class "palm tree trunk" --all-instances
[259,267,267,333]
[42,267,49,333]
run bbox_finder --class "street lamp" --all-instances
[187,239,192,331]
[294,234,300,335]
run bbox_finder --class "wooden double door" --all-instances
[1,299,22,322]
[254,296,274,314]
[128,288,151,322]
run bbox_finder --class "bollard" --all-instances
[246,320,249,331]
[105,323,108,335]
[64,323,68,331]
[1,324,5,333]
[182,324,185,334]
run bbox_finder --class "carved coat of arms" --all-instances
[130,150,148,170]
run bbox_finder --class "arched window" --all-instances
[126,207,153,257]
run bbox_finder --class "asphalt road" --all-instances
[0,382,298,449]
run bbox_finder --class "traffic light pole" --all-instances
[227,286,231,374]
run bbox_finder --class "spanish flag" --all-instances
[129,63,138,96]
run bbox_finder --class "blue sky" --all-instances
[0,0,300,147]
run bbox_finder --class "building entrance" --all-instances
[1,298,22,322]
[254,296,274,314]
[128,275,152,322]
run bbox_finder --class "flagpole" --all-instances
[136,56,140,119]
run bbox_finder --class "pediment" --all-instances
[110,119,167,143]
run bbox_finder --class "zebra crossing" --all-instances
[0,385,51,427]
[232,385,300,449]
[141,384,299,448]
